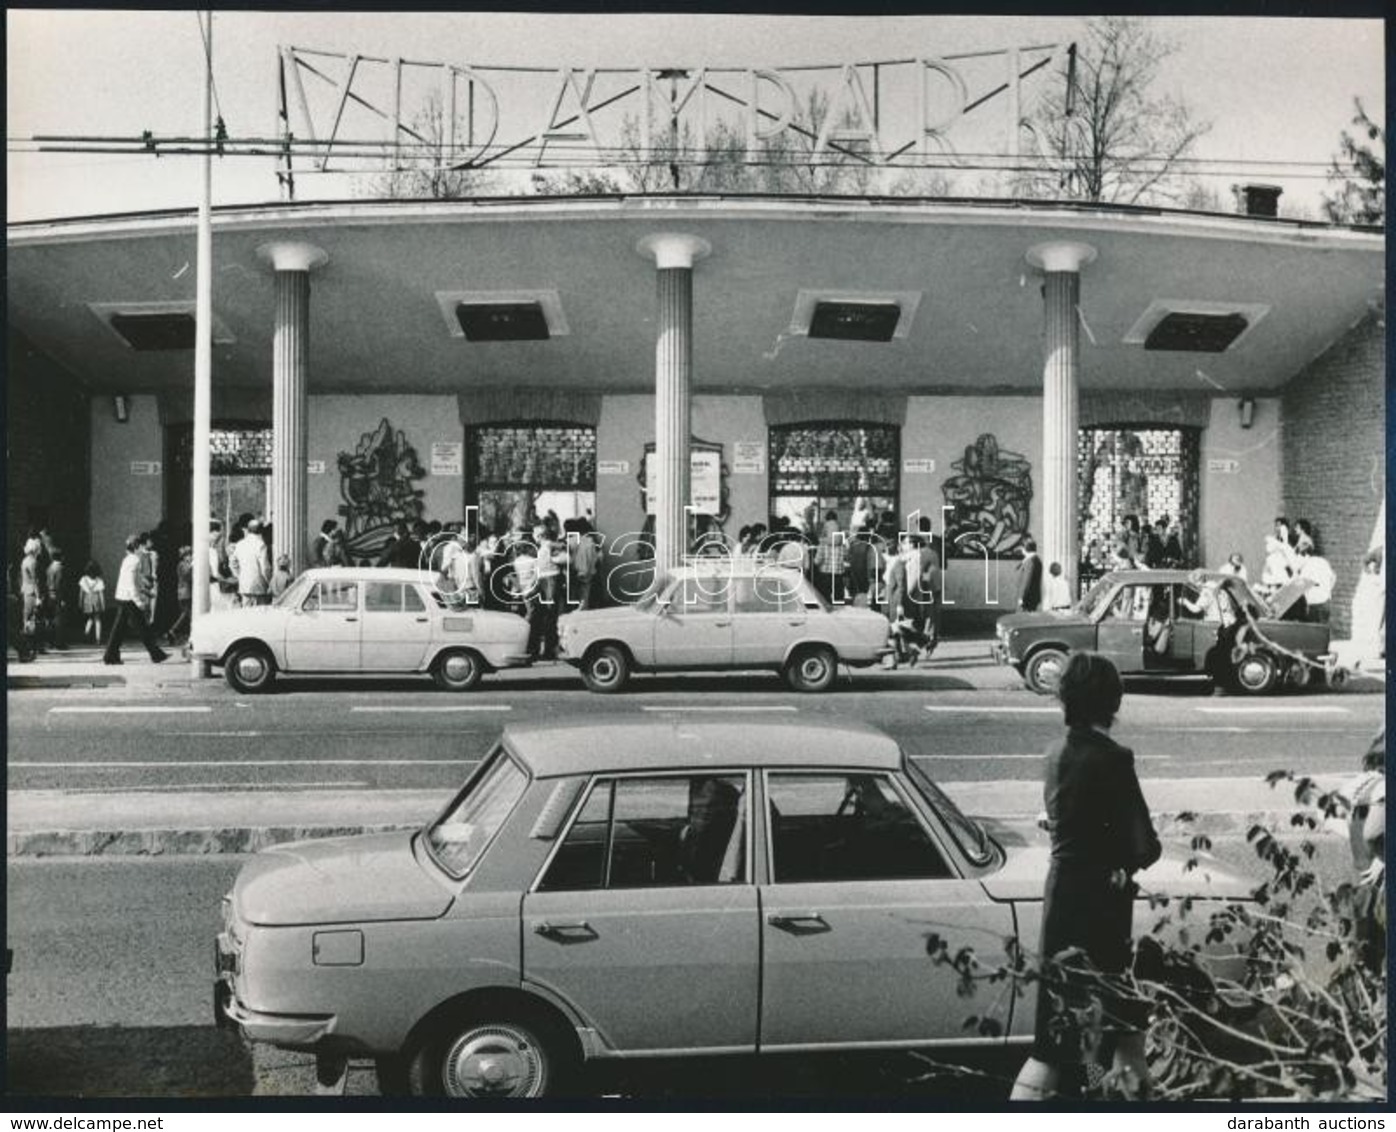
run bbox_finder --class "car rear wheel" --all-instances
[581,644,629,693]
[406,1011,574,1098]
[223,644,276,693]
[433,648,483,692]
[1023,647,1068,695]
[784,644,838,693]
[1233,651,1277,695]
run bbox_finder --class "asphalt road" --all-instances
[7,667,1383,793]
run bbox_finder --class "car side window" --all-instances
[766,773,952,883]
[1103,585,1146,622]
[673,577,728,614]
[365,582,402,612]
[538,775,748,891]
[304,580,358,613]
[733,575,795,613]
[403,584,426,612]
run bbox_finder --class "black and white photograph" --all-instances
[4,7,1387,1114]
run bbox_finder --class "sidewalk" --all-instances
[4,638,1021,692]
[7,776,1349,857]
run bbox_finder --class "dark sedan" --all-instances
[993,570,1334,695]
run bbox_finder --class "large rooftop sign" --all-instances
[274,43,1070,182]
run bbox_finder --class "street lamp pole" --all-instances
[190,9,214,678]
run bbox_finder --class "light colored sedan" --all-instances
[214,717,1251,1098]
[558,562,891,693]
[190,567,531,693]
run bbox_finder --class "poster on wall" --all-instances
[430,441,463,476]
[643,449,721,514]
[733,442,765,474]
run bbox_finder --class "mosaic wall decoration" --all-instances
[941,433,1033,557]
[337,418,426,560]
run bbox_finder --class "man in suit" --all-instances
[1017,537,1044,612]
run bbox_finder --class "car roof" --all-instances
[667,562,804,577]
[1099,569,1228,586]
[500,716,903,779]
[301,566,433,584]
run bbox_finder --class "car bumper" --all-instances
[215,930,335,1048]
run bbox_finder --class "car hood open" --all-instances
[234,831,454,926]
[976,817,1254,902]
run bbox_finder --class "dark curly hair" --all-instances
[1057,651,1123,729]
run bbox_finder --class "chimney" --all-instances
[1232,183,1283,218]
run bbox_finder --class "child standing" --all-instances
[270,554,294,599]
[78,560,107,643]
[166,546,194,643]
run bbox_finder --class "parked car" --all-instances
[558,562,890,693]
[214,717,1251,1098]
[189,567,531,693]
[993,569,1334,695]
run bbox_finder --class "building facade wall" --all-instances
[1280,311,1386,638]
[8,331,93,575]
[90,393,162,575]
[1199,396,1282,574]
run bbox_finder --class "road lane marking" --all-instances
[639,705,798,713]
[9,758,478,768]
[1194,705,1349,715]
[47,706,214,715]
[351,705,511,713]
[923,705,1058,714]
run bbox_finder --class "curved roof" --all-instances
[7,194,1383,397]
[500,714,902,778]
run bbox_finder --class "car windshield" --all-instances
[904,757,996,867]
[273,575,314,609]
[424,749,529,877]
[1077,577,1115,618]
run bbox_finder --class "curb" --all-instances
[6,810,1343,858]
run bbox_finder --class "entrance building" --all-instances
[7,195,1384,634]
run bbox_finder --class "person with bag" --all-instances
[1012,652,1160,1101]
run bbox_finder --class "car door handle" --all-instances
[786,620,806,627]
[344,617,358,622]
[415,617,429,623]
[714,620,731,627]
[767,912,829,934]
[533,920,598,944]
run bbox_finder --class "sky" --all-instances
[6,11,1385,221]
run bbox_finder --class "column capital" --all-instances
[257,241,329,273]
[636,232,711,270]
[1026,240,1097,274]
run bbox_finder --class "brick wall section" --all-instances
[1281,309,1386,639]
[6,330,92,579]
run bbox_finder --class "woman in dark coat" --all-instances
[1011,651,1161,1100]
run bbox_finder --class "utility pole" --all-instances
[190,9,214,678]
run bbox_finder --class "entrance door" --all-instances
[523,774,758,1054]
[759,772,1017,1048]
[284,578,361,670]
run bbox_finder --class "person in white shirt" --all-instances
[1295,544,1335,624]
[235,519,272,606]
[102,534,168,665]
[1043,561,1073,613]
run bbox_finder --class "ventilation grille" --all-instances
[108,312,197,351]
[1143,311,1250,353]
[455,302,550,342]
[807,301,902,342]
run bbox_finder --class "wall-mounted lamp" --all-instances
[1238,397,1255,430]
[112,395,130,423]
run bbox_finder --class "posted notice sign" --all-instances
[903,458,937,474]
[129,461,161,476]
[733,442,765,474]
[1207,458,1240,474]
[430,442,463,476]
[644,450,721,514]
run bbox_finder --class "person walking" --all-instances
[103,535,168,665]
[813,511,847,604]
[310,519,339,567]
[165,546,194,643]
[19,537,43,653]
[1016,537,1044,612]
[1011,652,1160,1101]
[78,560,107,643]
[235,519,272,606]
[532,524,566,660]
[1043,561,1073,613]
[1295,541,1335,624]
[44,547,67,649]
[570,528,602,611]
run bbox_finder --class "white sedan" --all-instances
[190,567,532,693]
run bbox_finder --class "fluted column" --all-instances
[1027,241,1095,593]
[637,233,711,576]
[258,241,327,577]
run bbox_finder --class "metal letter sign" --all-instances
[273,42,1068,191]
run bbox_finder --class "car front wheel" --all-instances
[224,644,276,693]
[785,645,838,693]
[407,1012,574,1098]
[433,648,483,692]
[582,644,630,693]
[1023,647,1068,695]
[1233,651,1277,695]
